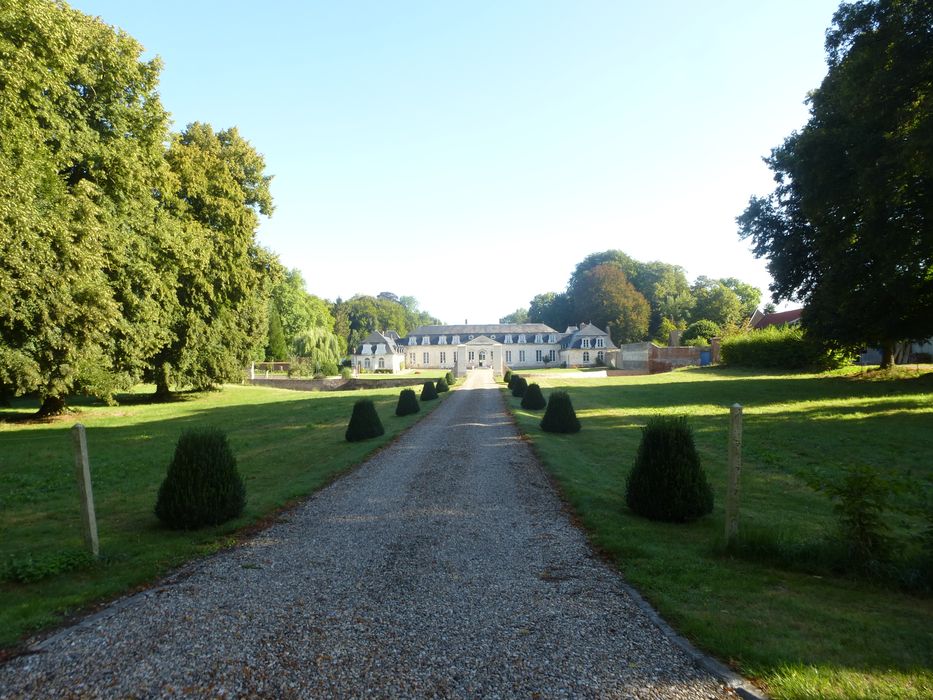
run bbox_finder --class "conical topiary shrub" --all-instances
[625,416,713,523]
[155,429,246,530]
[445,371,454,385]
[436,377,449,393]
[540,391,581,433]
[421,380,438,401]
[511,375,528,398]
[521,383,547,410]
[345,399,385,442]
[395,388,420,416]
[507,373,518,391]
[503,370,513,385]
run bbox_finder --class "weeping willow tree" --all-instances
[292,327,343,375]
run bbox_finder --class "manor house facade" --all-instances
[352,323,618,376]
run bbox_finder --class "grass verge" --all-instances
[504,366,933,700]
[0,383,447,649]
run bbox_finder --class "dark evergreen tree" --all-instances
[436,377,449,393]
[155,429,246,530]
[265,308,288,361]
[540,391,581,433]
[503,370,513,385]
[521,383,547,410]
[511,375,528,398]
[345,399,385,441]
[395,388,420,416]
[625,416,713,522]
[420,380,438,401]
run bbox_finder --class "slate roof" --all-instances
[408,324,557,336]
[399,322,615,349]
[355,330,402,354]
[560,323,617,350]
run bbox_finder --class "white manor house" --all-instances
[351,323,619,376]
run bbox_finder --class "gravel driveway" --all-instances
[1,370,741,699]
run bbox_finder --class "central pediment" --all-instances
[463,335,500,346]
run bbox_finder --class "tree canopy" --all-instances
[573,264,650,344]
[738,0,932,366]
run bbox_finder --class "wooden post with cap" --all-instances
[71,424,99,558]
[725,403,743,542]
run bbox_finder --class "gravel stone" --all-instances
[1,370,743,699]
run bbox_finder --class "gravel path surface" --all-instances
[1,370,739,699]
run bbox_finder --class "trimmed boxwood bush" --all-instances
[540,391,580,433]
[521,383,547,410]
[503,370,513,385]
[155,429,245,530]
[445,371,454,385]
[395,388,420,416]
[625,416,713,523]
[721,325,850,370]
[511,375,528,398]
[420,380,438,401]
[345,399,385,441]
[436,377,449,392]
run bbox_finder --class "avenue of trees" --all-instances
[510,250,761,347]
[738,0,931,368]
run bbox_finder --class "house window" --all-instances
[439,336,447,345]
[519,350,526,362]
[409,353,415,364]
[534,334,543,343]
[506,350,512,363]
[451,335,460,344]
[597,351,604,363]
[504,335,513,344]
[468,351,475,361]
[518,335,526,343]
[423,352,429,364]
[548,334,557,343]
[422,336,430,345]
[536,350,542,362]
[378,357,385,369]
[479,351,486,361]
[549,349,556,361]
[468,335,474,340]
[364,358,371,368]
[596,337,605,348]
[440,352,446,364]
[583,351,590,362]
[581,338,591,348]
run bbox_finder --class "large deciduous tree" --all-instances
[573,264,650,344]
[0,0,173,414]
[738,0,932,367]
[148,123,274,394]
[690,277,744,329]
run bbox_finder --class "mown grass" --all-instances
[0,383,447,649]
[505,366,933,700]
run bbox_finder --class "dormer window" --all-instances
[534,334,543,344]
[438,336,447,345]
[451,335,460,344]
[581,338,591,348]
[548,334,557,343]
[504,335,513,344]
[422,336,430,345]
[595,337,605,348]
[518,334,526,343]
[468,335,474,340]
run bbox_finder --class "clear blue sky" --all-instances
[75,0,842,324]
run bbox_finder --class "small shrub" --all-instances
[319,360,339,377]
[445,371,454,385]
[511,375,528,398]
[1,549,94,584]
[507,373,518,391]
[503,370,512,384]
[625,416,713,523]
[420,380,438,401]
[814,466,894,565]
[540,391,580,433]
[155,429,246,530]
[395,388,420,416]
[521,383,547,410]
[345,399,385,441]
[436,377,449,393]
[340,367,352,380]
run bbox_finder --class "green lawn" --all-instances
[506,367,933,700]
[0,383,447,649]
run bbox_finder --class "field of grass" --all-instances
[506,366,933,700]
[0,383,447,649]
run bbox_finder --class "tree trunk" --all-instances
[36,395,66,417]
[154,363,172,398]
[880,342,895,369]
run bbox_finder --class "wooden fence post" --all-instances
[71,424,99,558]
[725,404,743,542]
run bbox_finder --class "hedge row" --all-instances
[721,326,850,370]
